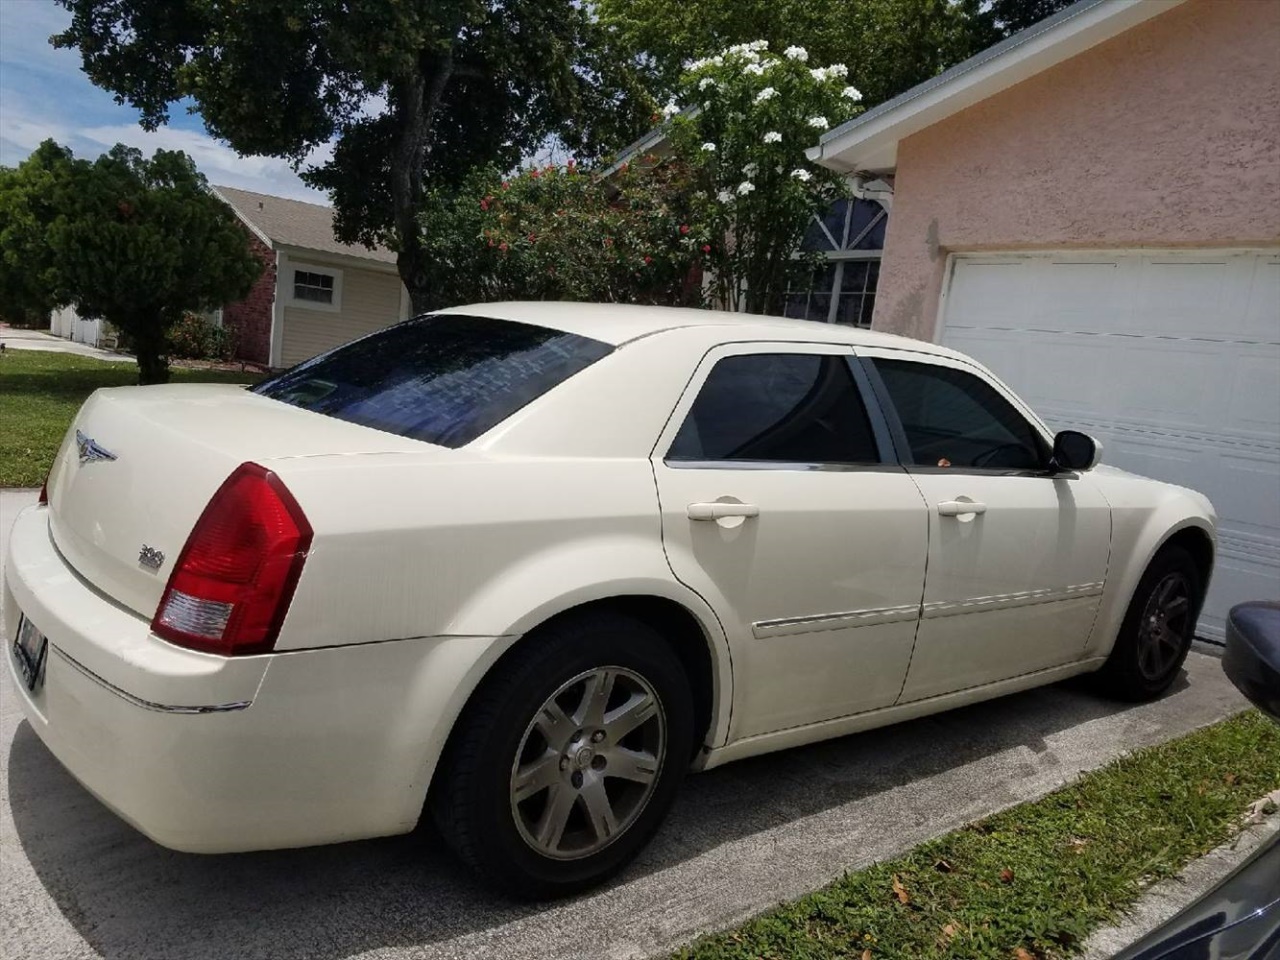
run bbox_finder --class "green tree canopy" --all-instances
[0,140,262,383]
[53,0,652,312]
[598,0,997,109]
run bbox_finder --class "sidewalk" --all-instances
[0,327,134,363]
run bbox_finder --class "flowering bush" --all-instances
[665,41,864,313]
[167,312,235,360]
[417,159,711,308]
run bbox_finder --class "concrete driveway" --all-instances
[0,328,133,362]
[0,487,1250,960]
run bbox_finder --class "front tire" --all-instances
[1091,545,1203,701]
[431,610,694,899]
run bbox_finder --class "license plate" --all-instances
[12,615,48,692]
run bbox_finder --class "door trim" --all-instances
[753,602,922,639]
[920,581,1104,619]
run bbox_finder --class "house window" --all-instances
[783,198,887,328]
[293,270,335,304]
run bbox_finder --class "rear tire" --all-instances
[431,610,694,900]
[1090,545,1203,701]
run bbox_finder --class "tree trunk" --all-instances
[132,323,171,385]
[392,51,455,315]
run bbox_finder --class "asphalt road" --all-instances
[0,488,1251,960]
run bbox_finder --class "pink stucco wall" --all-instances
[873,0,1280,340]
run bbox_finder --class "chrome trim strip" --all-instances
[921,582,1104,620]
[664,459,901,473]
[52,646,253,715]
[753,603,921,639]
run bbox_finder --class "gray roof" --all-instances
[816,0,1108,148]
[213,185,397,265]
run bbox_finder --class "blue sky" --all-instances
[0,0,327,201]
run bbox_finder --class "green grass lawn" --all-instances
[0,350,263,487]
[675,710,1280,960]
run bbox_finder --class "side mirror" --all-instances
[1051,430,1102,472]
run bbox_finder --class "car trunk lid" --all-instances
[47,383,436,621]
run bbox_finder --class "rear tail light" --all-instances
[152,463,313,655]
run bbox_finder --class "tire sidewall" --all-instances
[459,615,694,895]
[1110,545,1203,697]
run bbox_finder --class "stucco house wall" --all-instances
[872,0,1280,340]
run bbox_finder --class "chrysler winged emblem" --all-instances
[75,430,117,465]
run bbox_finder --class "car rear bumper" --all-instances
[4,504,498,853]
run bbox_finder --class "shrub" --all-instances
[168,312,235,361]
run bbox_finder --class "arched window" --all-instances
[783,197,888,328]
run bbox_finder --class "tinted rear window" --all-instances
[252,314,613,447]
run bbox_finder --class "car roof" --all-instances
[434,301,955,355]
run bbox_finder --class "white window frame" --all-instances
[286,262,343,312]
[786,198,888,328]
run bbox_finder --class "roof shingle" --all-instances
[213,185,397,265]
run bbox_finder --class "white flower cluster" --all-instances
[744,62,765,76]
[754,86,778,103]
[661,101,681,119]
[716,189,734,203]
[701,142,717,152]
[737,180,756,196]
[807,115,828,129]
[841,85,864,101]
[791,168,812,182]
[686,54,725,71]
[698,76,716,91]
[763,130,782,143]
[783,45,808,62]
[726,40,770,56]
[809,63,848,82]
[742,162,759,177]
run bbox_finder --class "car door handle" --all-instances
[937,500,987,517]
[687,502,760,521]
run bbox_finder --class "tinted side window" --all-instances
[252,314,612,448]
[668,353,880,464]
[873,359,1047,470]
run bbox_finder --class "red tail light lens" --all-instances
[152,463,313,655]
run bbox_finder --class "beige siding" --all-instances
[281,266,404,366]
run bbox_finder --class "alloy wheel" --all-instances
[509,667,666,860]
[1136,571,1193,680]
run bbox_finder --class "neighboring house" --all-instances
[807,0,1280,639]
[213,186,409,368]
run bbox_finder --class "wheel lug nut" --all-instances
[571,771,583,789]
[592,755,606,770]
[591,730,605,743]
[559,757,569,771]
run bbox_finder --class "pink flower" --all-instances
[501,181,510,190]
[679,224,690,235]
[530,169,540,179]
[701,244,712,253]
[643,255,653,265]
[499,242,509,253]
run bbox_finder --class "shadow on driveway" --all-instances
[5,674,1168,960]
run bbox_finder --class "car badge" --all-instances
[138,545,165,571]
[76,430,117,465]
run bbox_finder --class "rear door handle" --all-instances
[687,502,760,521]
[937,500,987,517]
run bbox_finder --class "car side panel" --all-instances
[1083,466,1217,658]
[266,455,735,750]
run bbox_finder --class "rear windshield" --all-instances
[252,314,613,447]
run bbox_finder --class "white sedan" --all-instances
[5,302,1214,898]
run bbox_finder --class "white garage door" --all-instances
[938,250,1280,640]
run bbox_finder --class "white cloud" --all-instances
[0,0,329,203]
